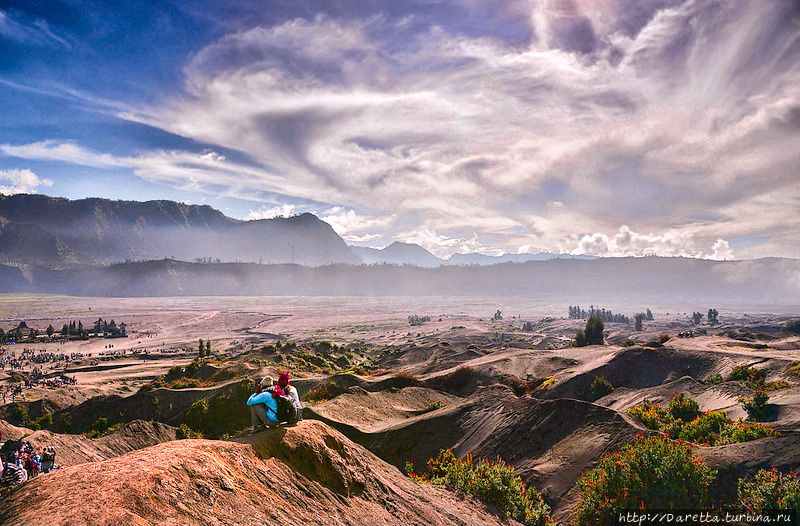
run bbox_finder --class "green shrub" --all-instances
[32,413,53,429]
[573,329,588,347]
[183,378,254,438]
[786,362,800,378]
[783,320,800,335]
[738,468,800,513]
[165,365,184,381]
[729,365,766,389]
[705,373,724,385]
[168,378,201,389]
[438,366,477,392]
[500,374,528,396]
[576,435,716,525]
[590,376,614,401]
[408,449,553,526]
[304,380,345,402]
[668,393,700,422]
[627,398,779,446]
[627,400,673,430]
[766,380,792,391]
[677,411,728,445]
[717,420,780,445]
[176,423,203,439]
[422,400,447,413]
[740,390,770,420]
[7,403,30,426]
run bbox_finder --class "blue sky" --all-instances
[1,0,799,259]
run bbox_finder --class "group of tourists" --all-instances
[2,384,25,404]
[247,372,304,433]
[1,349,89,372]
[1,442,59,489]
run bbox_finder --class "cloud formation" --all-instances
[0,169,53,195]
[2,1,799,259]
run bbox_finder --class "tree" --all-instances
[692,312,703,325]
[61,324,69,336]
[46,324,55,337]
[635,313,645,331]
[198,339,205,357]
[493,309,503,321]
[646,308,654,321]
[205,340,211,356]
[585,316,605,345]
[707,309,719,324]
[574,329,588,347]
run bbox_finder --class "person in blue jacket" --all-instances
[247,376,279,433]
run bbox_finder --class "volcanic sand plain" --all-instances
[1,294,800,523]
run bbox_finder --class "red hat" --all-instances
[278,372,290,387]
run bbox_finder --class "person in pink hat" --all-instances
[277,372,303,422]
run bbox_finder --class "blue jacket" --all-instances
[247,391,278,422]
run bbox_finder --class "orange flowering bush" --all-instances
[627,394,779,445]
[577,435,716,525]
[407,449,554,526]
[738,468,800,513]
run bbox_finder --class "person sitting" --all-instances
[277,372,303,422]
[246,376,280,433]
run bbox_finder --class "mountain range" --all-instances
[0,194,798,304]
[0,194,587,268]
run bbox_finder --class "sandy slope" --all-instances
[0,421,517,526]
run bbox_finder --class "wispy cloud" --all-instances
[0,9,72,50]
[5,1,799,259]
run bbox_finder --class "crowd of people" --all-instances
[1,348,89,372]
[0,441,59,489]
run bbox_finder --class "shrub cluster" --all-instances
[83,416,124,438]
[783,320,800,335]
[499,374,555,396]
[627,393,779,445]
[577,435,716,525]
[590,376,614,401]
[739,390,770,420]
[304,380,346,403]
[738,468,800,512]
[407,449,553,526]
[183,378,255,438]
[408,314,431,326]
[728,365,767,389]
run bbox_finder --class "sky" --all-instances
[0,0,799,260]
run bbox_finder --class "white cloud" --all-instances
[320,207,396,237]
[709,239,734,261]
[115,2,798,258]
[244,204,298,220]
[565,225,736,260]
[0,141,125,168]
[7,2,797,259]
[0,169,53,195]
[398,228,484,258]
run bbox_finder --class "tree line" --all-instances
[568,305,631,325]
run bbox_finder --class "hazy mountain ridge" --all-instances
[1,256,797,304]
[350,243,598,267]
[351,242,445,267]
[0,194,357,267]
